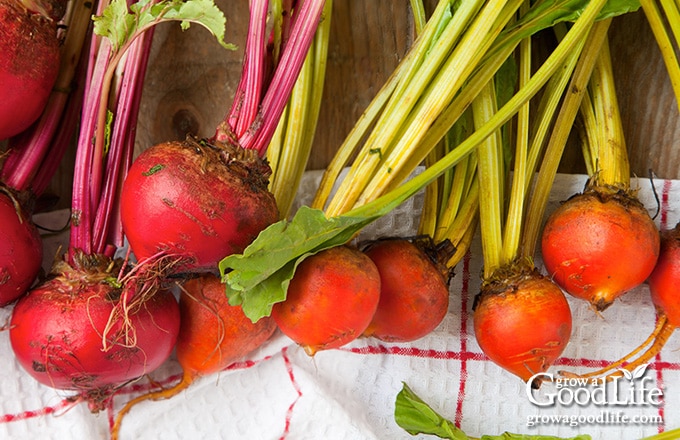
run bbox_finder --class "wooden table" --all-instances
[40,2,680,209]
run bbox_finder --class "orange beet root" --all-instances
[649,227,680,327]
[272,245,381,355]
[362,237,452,342]
[541,186,659,311]
[473,267,572,386]
[176,273,277,376]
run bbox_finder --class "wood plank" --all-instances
[609,10,680,181]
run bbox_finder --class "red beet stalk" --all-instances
[213,0,327,156]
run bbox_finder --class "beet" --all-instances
[272,245,381,355]
[541,186,659,311]
[473,266,572,386]
[0,190,42,306]
[9,255,180,411]
[559,224,680,382]
[120,137,279,270]
[362,237,452,342]
[0,0,66,140]
[111,272,277,439]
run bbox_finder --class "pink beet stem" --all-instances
[31,60,88,196]
[239,0,325,156]
[69,39,109,259]
[224,0,269,139]
[213,0,326,157]
[1,92,71,192]
[92,29,155,255]
[69,0,154,260]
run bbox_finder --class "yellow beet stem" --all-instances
[418,146,443,238]
[521,18,611,259]
[661,0,680,37]
[579,35,630,188]
[323,0,602,230]
[500,0,531,264]
[309,63,400,211]
[440,178,480,249]
[352,0,524,212]
[322,0,486,217]
[308,0,432,212]
[642,0,680,113]
[270,0,283,64]
[523,25,582,187]
[432,149,475,242]
[346,0,607,233]
[267,30,314,216]
[409,0,427,35]
[268,0,332,219]
[385,45,512,190]
[310,3,433,213]
[474,81,505,278]
[267,107,286,180]
[418,121,479,267]
[447,214,479,268]
[597,38,630,187]
[372,22,535,204]
[576,87,598,177]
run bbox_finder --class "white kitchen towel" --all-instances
[0,172,677,440]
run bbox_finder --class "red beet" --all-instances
[362,237,452,342]
[120,138,279,270]
[541,186,659,311]
[473,267,572,386]
[272,245,381,355]
[0,191,42,306]
[9,256,180,411]
[0,0,65,140]
[120,0,328,274]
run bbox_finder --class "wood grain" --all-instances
[609,11,680,180]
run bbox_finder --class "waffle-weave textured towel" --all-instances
[0,172,678,440]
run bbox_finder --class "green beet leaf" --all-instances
[394,383,592,440]
[219,206,379,322]
[93,0,234,53]
[395,383,467,440]
[481,434,593,440]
